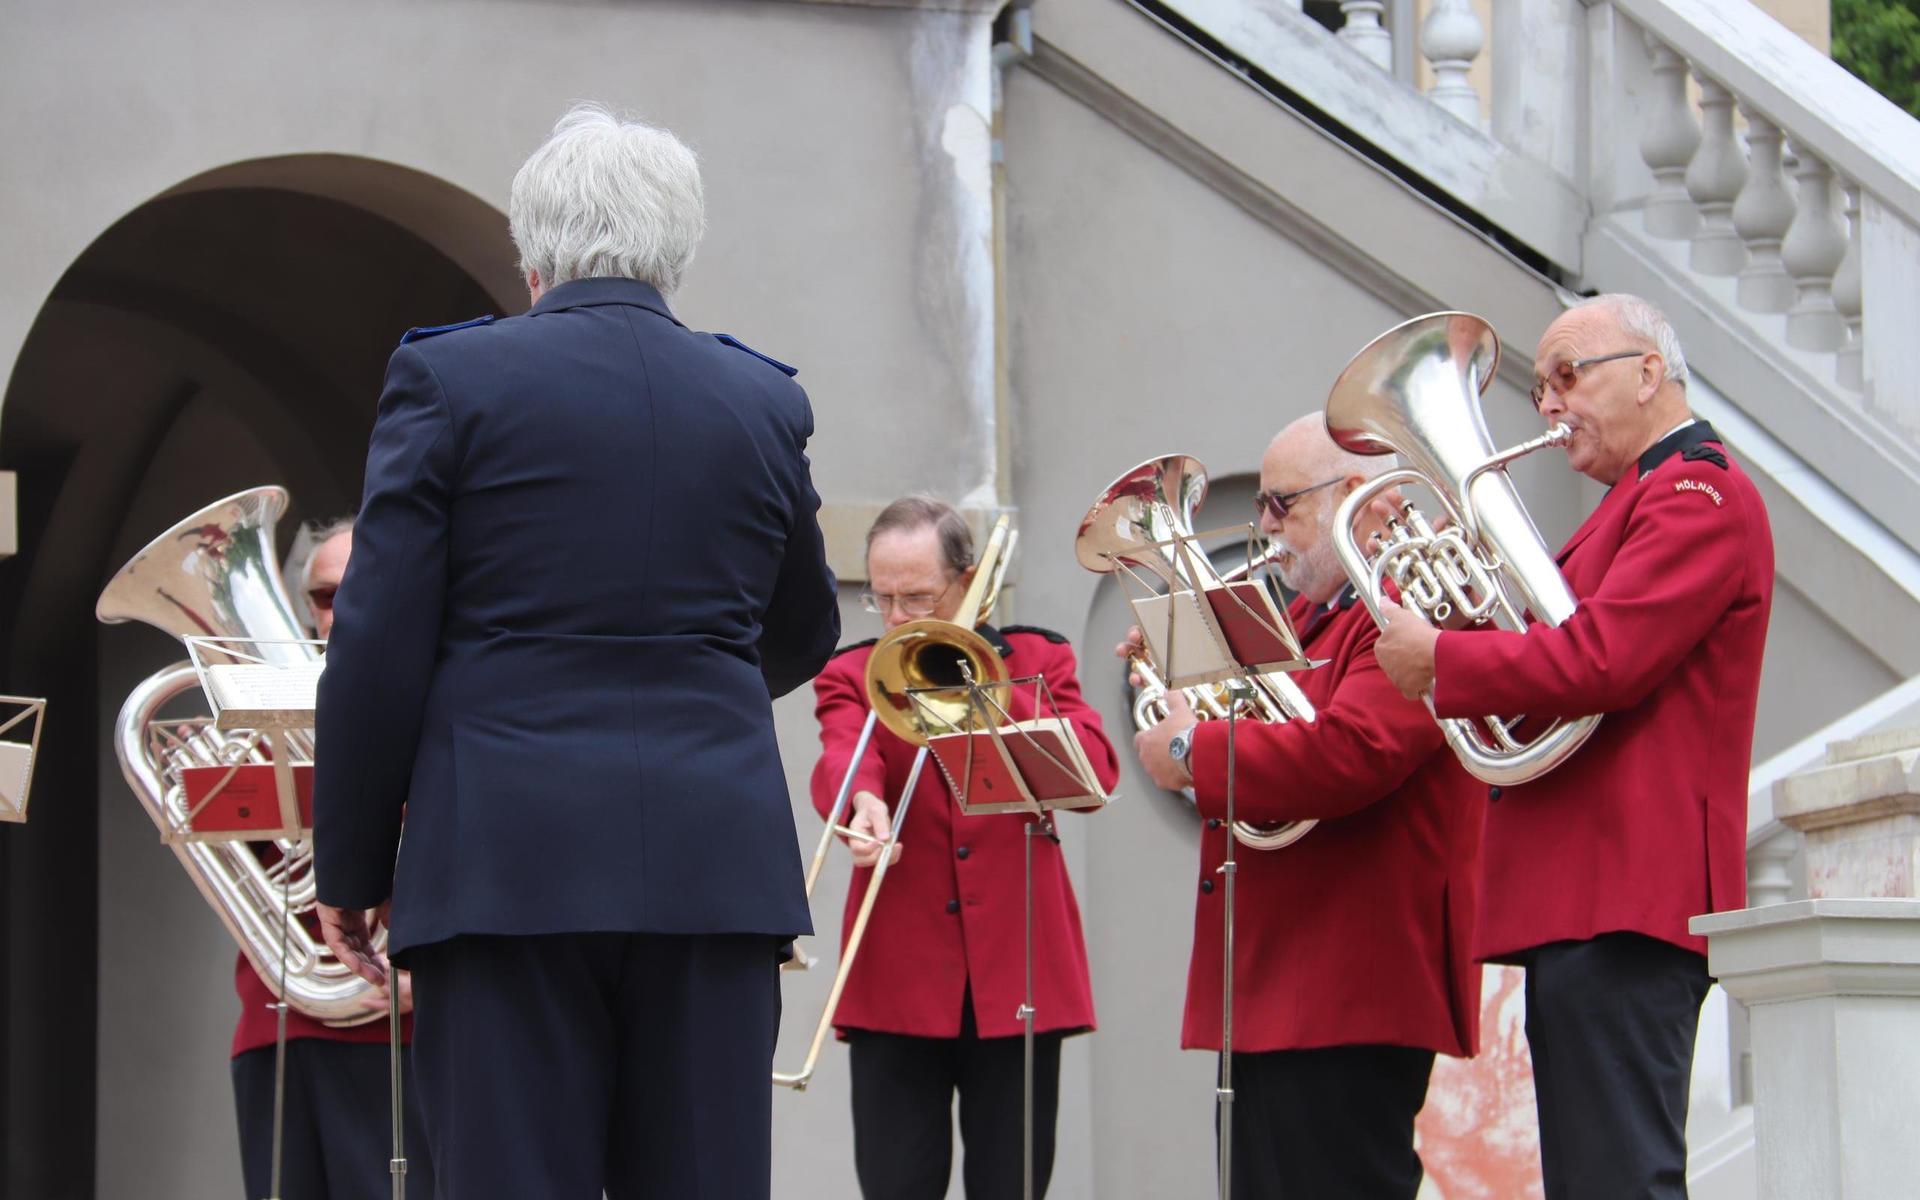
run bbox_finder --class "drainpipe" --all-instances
[988,1,1034,514]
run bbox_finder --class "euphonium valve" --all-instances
[1324,312,1600,785]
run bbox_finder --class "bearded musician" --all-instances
[1124,417,1483,1199]
[810,496,1120,1200]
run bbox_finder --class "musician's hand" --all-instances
[318,901,390,989]
[847,791,901,868]
[357,969,415,1016]
[1373,599,1439,700]
[1133,691,1197,791]
[1115,626,1150,686]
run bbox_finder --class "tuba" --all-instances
[96,486,381,1025]
[1076,456,1316,851]
[775,516,1016,1090]
[1325,311,1600,785]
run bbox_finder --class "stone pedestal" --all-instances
[1692,725,1920,1198]
[1691,901,1920,1199]
[1773,725,1920,897]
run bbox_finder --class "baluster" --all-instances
[1833,181,1864,390]
[1640,37,1701,238]
[1338,2,1392,71]
[1781,141,1846,351]
[1684,77,1747,274]
[1732,107,1796,312]
[1421,0,1484,126]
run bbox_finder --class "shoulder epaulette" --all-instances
[1000,624,1070,645]
[828,637,878,660]
[714,333,798,377]
[400,315,495,345]
[1682,444,1729,470]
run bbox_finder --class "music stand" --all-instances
[1099,522,1310,1200]
[187,635,407,1200]
[0,695,46,823]
[910,672,1111,1200]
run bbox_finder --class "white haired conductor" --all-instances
[510,102,707,302]
[312,100,839,1200]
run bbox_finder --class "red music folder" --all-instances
[927,716,1108,815]
[176,762,314,841]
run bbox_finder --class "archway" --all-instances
[0,157,511,1198]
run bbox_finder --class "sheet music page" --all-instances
[0,741,31,817]
[205,662,325,715]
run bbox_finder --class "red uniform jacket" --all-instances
[1184,594,1482,1056]
[1432,423,1773,961]
[809,626,1121,1039]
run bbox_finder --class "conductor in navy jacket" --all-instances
[313,103,839,1199]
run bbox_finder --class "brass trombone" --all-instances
[774,516,1017,1090]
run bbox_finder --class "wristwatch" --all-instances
[1167,723,1196,776]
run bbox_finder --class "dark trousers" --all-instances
[232,1038,434,1200]
[407,931,785,1200]
[1222,1043,1435,1200]
[846,997,1064,1200]
[1522,933,1712,1200]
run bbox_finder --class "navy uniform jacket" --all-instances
[313,277,839,954]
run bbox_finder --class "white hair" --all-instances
[509,102,706,295]
[1570,293,1689,388]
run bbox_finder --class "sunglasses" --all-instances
[306,585,338,612]
[1253,478,1342,522]
[1529,350,1645,410]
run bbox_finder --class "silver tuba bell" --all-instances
[1077,455,1317,851]
[1325,312,1600,785]
[96,486,380,1025]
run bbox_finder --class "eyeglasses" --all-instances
[306,585,338,612]
[1253,478,1342,522]
[1529,350,1645,410]
[859,578,958,618]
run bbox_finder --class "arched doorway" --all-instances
[0,157,513,1198]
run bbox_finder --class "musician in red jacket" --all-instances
[1128,417,1483,1199]
[810,496,1120,1200]
[1374,294,1775,1200]
[229,518,433,1200]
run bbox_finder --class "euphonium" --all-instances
[96,486,381,1025]
[1325,311,1600,785]
[775,516,1017,1090]
[1076,456,1316,851]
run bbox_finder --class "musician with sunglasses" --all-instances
[810,496,1120,1199]
[1373,294,1774,1200]
[1124,416,1484,1200]
[225,517,436,1200]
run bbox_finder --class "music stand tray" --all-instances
[916,675,1110,817]
[1111,525,1310,688]
[0,695,47,823]
[177,637,325,843]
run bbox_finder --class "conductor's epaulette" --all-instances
[400,314,496,344]
[999,624,1070,645]
[714,333,799,377]
[828,637,878,660]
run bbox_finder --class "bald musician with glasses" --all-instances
[810,496,1120,1200]
[1374,294,1775,1200]
[1123,416,1484,1199]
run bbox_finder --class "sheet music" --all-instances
[204,662,325,717]
[0,741,31,820]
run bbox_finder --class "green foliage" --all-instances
[1832,0,1920,119]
